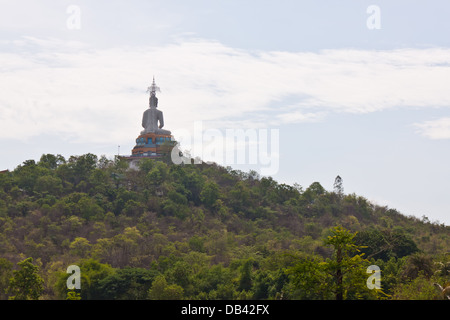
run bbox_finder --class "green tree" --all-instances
[13,159,49,193]
[93,227,142,268]
[192,264,234,298]
[0,258,13,299]
[146,161,168,186]
[38,154,66,170]
[287,255,332,299]
[160,190,189,219]
[34,175,63,196]
[55,259,115,300]
[302,181,325,205]
[8,257,44,300]
[97,268,158,299]
[166,261,192,291]
[138,158,155,174]
[229,181,250,213]
[392,274,442,300]
[238,259,253,292]
[78,195,105,220]
[355,228,418,261]
[66,153,98,186]
[401,253,434,280]
[188,236,205,252]
[147,275,184,300]
[69,237,92,258]
[288,226,377,300]
[182,170,204,205]
[322,225,368,300]
[200,181,220,209]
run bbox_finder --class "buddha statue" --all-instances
[141,78,171,135]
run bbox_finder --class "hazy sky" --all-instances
[1,1,450,225]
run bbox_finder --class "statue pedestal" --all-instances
[131,132,174,158]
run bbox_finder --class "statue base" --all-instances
[131,132,175,158]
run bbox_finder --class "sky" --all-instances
[1,0,450,225]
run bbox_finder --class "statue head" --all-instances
[147,77,160,109]
[150,94,158,108]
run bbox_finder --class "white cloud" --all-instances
[275,108,326,124]
[1,37,450,145]
[414,117,450,140]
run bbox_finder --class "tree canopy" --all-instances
[0,153,448,300]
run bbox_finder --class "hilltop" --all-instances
[0,153,448,300]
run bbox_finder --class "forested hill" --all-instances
[0,153,449,300]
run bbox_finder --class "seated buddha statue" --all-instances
[141,82,171,135]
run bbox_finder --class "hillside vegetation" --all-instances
[0,153,448,300]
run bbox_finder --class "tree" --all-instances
[401,253,434,280]
[161,190,189,219]
[288,226,377,300]
[166,261,193,293]
[323,225,367,300]
[69,237,92,258]
[34,175,63,196]
[182,170,204,205]
[355,228,418,261]
[147,275,184,300]
[229,181,251,213]
[287,255,331,299]
[8,257,44,300]
[78,195,104,220]
[38,154,66,170]
[393,274,443,300]
[302,182,325,204]
[200,181,220,209]
[0,258,13,299]
[55,259,115,299]
[66,153,98,185]
[138,158,154,173]
[238,259,253,292]
[146,161,168,186]
[307,182,325,196]
[93,227,143,268]
[96,268,157,299]
[13,159,49,193]
[333,175,344,198]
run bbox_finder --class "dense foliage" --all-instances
[0,153,448,300]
